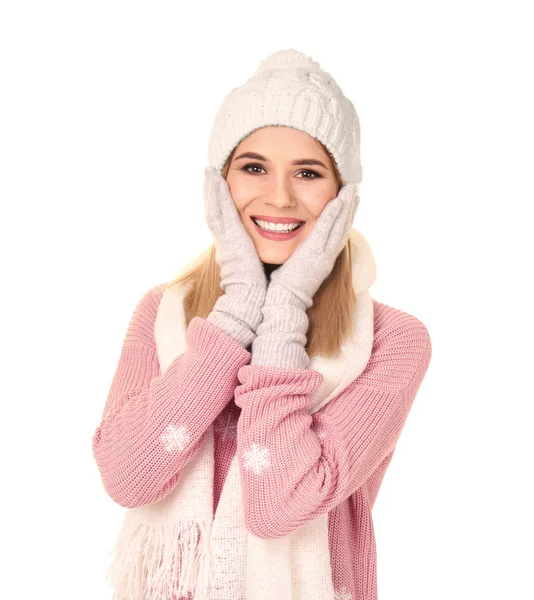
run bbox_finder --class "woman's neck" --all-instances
[261,261,282,281]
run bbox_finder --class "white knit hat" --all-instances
[207,48,363,187]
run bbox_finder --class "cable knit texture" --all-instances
[92,283,432,599]
[207,48,363,186]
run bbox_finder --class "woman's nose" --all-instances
[264,181,297,209]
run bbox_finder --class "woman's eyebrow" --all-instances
[233,151,328,170]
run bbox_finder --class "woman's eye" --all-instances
[297,169,321,179]
[243,164,265,175]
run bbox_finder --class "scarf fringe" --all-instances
[106,514,213,600]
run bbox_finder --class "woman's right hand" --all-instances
[204,166,267,348]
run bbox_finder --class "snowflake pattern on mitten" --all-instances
[243,442,271,475]
[160,424,190,452]
[215,412,238,442]
[335,586,353,600]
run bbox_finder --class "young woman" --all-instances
[92,48,432,600]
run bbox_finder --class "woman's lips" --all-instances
[250,218,304,241]
[251,214,305,224]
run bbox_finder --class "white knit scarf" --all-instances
[106,228,376,600]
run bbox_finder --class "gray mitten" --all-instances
[204,166,268,348]
[250,183,360,368]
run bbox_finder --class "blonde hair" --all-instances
[163,138,356,358]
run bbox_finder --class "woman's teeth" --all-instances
[252,218,303,232]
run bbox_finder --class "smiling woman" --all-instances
[171,123,356,360]
[222,125,344,265]
[93,48,432,600]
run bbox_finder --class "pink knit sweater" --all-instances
[92,283,432,600]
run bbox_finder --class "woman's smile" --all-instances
[250,216,306,241]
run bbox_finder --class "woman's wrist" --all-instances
[206,283,265,348]
[263,278,309,312]
[250,283,310,369]
[206,309,256,349]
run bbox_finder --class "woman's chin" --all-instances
[258,249,287,265]
[254,235,303,265]
[260,258,283,266]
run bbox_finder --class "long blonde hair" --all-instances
[163,140,356,358]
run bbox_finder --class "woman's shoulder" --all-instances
[371,297,431,341]
[368,298,432,387]
[123,282,169,346]
[140,282,168,307]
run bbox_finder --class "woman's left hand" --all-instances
[250,183,360,369]
[269,182,360,310]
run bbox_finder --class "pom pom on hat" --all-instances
[254,48,323,73]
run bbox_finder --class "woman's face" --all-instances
[225,126,344,265]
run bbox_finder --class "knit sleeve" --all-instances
[234,308,432,539]
[91,285,251,509]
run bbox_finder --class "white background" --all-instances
[1,1,532,598]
